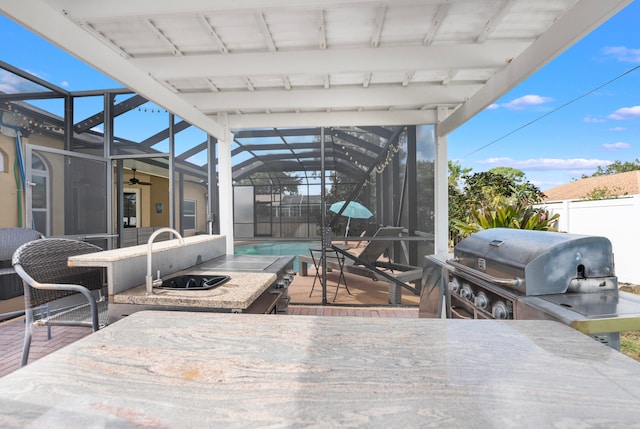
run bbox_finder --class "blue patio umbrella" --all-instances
[329,201,373,237]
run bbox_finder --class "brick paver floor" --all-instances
[0,317,92,377]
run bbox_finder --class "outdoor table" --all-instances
[1,311,640,427]
[308,244,351,301]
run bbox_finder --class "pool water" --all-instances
[235,241,320,272]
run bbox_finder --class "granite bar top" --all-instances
[1,312,639,427]
[68,234,221,264]
[113,271,276,310]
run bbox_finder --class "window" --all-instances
[123,192,137,227]
[183,200,196,230]
[31,154,49,235]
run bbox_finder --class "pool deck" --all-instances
[0,270,418,377]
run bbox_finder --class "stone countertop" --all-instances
[1,312,640,427]
[113,271,276,310]
[68,234,220,265]
[67,234,227,296]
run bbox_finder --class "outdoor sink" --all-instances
[155,275,230,291]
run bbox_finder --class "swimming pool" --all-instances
[235,241,320,272]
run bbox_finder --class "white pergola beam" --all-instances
[140,18,183,56]
[225,109,438,129]
[0,0,233,142]
[438,0,633,136]
[52,0,468,20]
[197,14,229,54]
[476,0,513,43]
[423,3,449,45]
[185,84,479,112]
[370,6,386,48]
[318,10,327,49]
[255,11,277,52]
[132,42,523,80]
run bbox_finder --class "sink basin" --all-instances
[155,275,230,291]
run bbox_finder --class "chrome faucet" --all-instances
[146,227,185,295]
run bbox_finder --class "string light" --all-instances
[2,106,64,134]
[375,140,403,174]
[137,107,167,113]
[2,101,167,136]
[334,136,404,174]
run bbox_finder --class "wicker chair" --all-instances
[12,238,109,366]
[0,228,44,321]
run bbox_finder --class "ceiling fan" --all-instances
[128,168,152,186]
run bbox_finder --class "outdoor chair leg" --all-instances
[21,310,35,367]
[44,304,51,340]
[32,305,52,340]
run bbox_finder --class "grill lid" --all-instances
[452,228,616,296]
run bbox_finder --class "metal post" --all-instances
[320,127,327,305]
[407,125,418,266]
[169,113,175,228]
[207,135,219,234]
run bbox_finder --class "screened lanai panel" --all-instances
[230,126,390,187]
[111,99,170,156]
[28,147,108,246]
[72,95,110,156]
[416,124,435,258]
[416,125,436,235]
[172,164,209,236]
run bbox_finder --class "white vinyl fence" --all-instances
[538,195,640,285]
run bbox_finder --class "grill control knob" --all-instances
[474,292,488,309]
[448,279,460,293]
[492,301,509,319]
[459,284,474,301]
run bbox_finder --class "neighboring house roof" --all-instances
[543,171,640,201]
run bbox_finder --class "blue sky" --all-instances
[448,1,640,190]
[1,3,639,190]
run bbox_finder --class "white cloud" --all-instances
[0,70,44,94]
[502,94,553,110]
[485,103,499,110]
[603,46,640,63]
[609,126,626,132]
[0,83,16,93]
[602,142,631,150]
[583,115,605,123]
[60,81,69,87]
[478,157,613,170]
[608,106,640,120]
[0,71,23,93]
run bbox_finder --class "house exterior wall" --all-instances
[2,131,207,240]
[0,131,64,229]
[540,195,640,284]
[183,182,207,235]
[148,175,169,229]
[0,135,19,227]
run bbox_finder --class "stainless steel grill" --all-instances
[420,228,640,350]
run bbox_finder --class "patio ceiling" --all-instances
[0,0,631,142]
